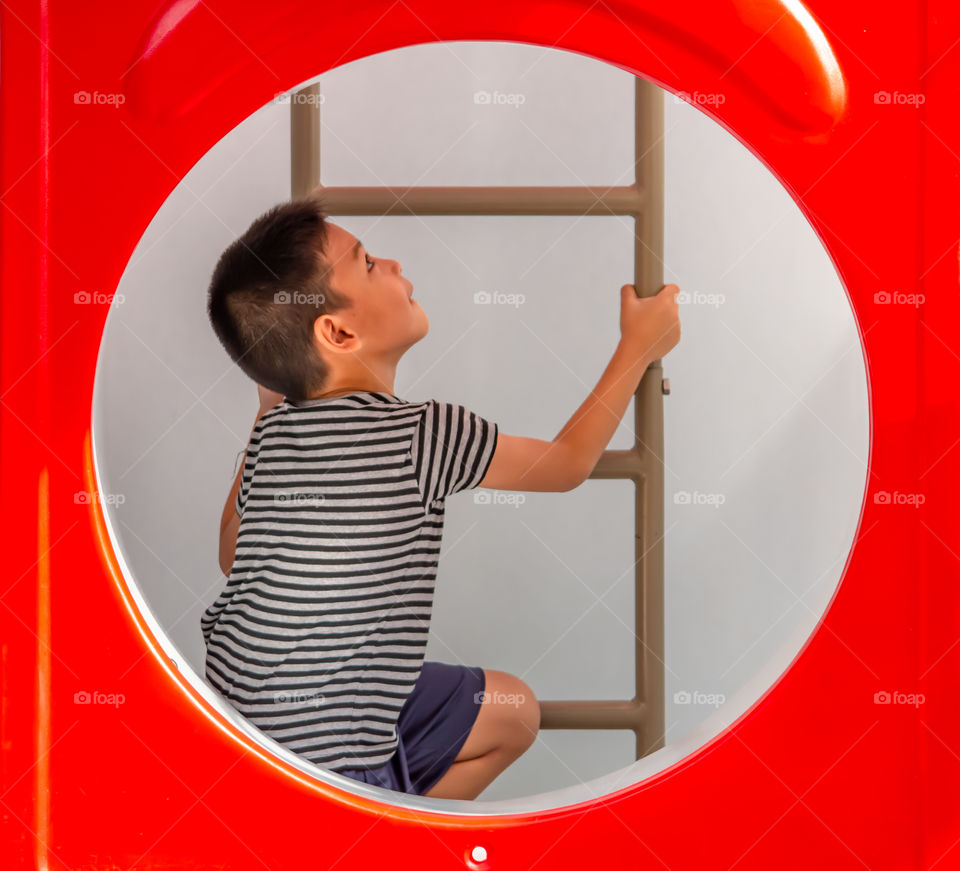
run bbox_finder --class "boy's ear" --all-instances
[313,313,361,354]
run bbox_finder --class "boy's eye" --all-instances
[365,254,375,272]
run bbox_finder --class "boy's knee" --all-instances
[516,681,541,747]
[496,673,540,751]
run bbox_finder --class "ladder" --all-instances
[290,76,668,760]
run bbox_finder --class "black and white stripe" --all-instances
[201,391,498,771]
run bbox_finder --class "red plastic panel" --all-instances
[1,0,958,868]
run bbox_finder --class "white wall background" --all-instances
[93,41,869,805]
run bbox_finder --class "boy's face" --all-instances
[315,222,429,361]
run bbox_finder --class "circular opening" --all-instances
[92,40,869,815]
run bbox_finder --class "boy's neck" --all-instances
[309,388,395,399]
[307,369,397,400]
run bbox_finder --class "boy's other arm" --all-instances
[478,283,680,493]
[218,386,283,576]
[217,445,248,577]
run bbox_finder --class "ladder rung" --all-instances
[588,449,646,480]
[314,184,646,216]
[538,699,646,731]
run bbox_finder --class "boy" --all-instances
[201,193,681,800]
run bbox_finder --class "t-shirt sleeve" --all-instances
[410,399,499,505]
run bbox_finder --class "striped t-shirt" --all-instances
[200,391,498,772]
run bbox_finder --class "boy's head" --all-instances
[207,193,428,400]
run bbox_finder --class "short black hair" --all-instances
[206,193,351,400]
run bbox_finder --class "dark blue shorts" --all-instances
[333,661,486,796]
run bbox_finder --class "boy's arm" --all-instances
[217,387,283,576]
[551,339,654,485]
[477,340,653,493]
[478,282,680,493]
